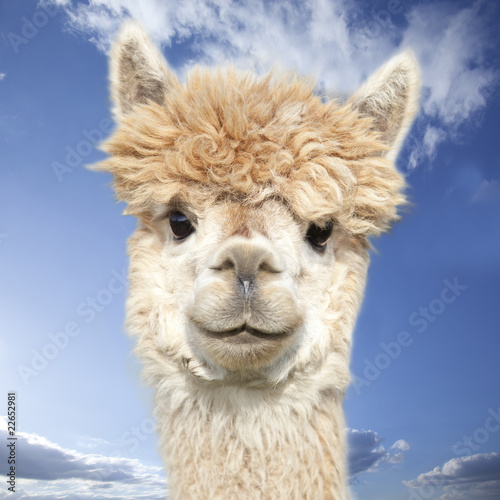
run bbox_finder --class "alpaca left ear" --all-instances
[348,50,420,162]
[109,20,182,121]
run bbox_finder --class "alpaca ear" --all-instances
[348,50,420,162]
[109,21,181,120]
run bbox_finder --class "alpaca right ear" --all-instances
[347,51,420,163]
[109,21,181,120]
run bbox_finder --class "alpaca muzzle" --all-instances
[186,235,303,370]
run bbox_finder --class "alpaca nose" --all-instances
[208,236,284,296]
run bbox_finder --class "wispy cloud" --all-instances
[0,73,6,81]
[472,179,500,203]
[403,2,497,127]
[402,1,498,170]
[404,452,500,500]
[75,436,113,450]
[408,125,447,170]
[348,428,410,480]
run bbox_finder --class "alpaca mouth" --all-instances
[200,324,290,344]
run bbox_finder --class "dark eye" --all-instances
[306,221,333,252]
[169,211,194,241]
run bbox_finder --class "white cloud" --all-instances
[0,73,6,81]
[0,486,165,500]
[76,436,113,450]
[404,453,500,500]
[348,428,387,477]
[472,179,500,203]
[402,1,497,129]
[385,439,411,464]
[348,428,410,480]
[0,420,166,498]
[408,124,447,170]
[401,1,498,169]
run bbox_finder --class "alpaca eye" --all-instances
[306,221,333,252]
[169,212,194,241]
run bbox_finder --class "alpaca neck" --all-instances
[155,374,349,500]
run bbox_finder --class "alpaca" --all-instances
[93,22,419,499]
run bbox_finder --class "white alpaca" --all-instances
[94,22,419,499]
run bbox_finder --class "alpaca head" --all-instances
[95,22,419,388]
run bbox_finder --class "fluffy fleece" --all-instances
[99,68,408,236]
[92,21,420,500]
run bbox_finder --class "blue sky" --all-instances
[0,0,499,499]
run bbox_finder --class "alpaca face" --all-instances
[148,196,341,373]
[96,22,419,385]
[125,193,365,384]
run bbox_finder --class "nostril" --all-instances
[209,257,235,271]
[258,259,283,274]
[220,258,235,270]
